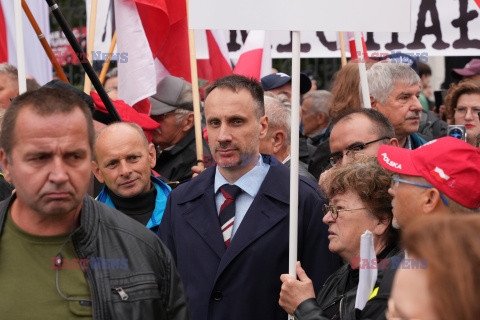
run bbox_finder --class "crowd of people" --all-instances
[0,55,480,320]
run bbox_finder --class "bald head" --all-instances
[92,122,156,198]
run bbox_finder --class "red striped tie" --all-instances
[219,184,242,247]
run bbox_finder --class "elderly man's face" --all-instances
[301,97,324,137]
[151,111,189,150]
[388,174,427,228]
[0,107,92,218]
[373,82,422,140]
[0,73,18,109]
[92,125,155,198]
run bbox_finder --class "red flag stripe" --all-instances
[0,2,7,62]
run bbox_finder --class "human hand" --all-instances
[279,261,316,315]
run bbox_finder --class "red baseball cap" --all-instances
[377,137,480,209]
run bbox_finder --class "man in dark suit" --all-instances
[158,75,340,320]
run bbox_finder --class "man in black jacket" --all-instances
[0,88,189,319]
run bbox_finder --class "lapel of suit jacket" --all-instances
[214,156,290,281]
[179,167,226,259]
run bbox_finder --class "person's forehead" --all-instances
[0,73,16,88]
[205,87,255,115]
[97,126,146,151]
[330,116,377,150]
[390,81,421,95]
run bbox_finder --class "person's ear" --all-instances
[182,113,195,132]
[271,130,286,154]
[370,95,377,109]
[373,216,390,237]
[148,143,156,169]
[0,149,12,183]
[259,115,268,139]
[91,161,105,184]
[423,188,442,214]
[388,138,399,147]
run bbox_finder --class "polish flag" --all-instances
[0,0,52,84]
[114,0,190,107]
[233,30,271,80]
[197,30,232,83]
[115,0,232,108]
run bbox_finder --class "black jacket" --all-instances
[294,245,402,320]
[154,128,210,184]
[0,195,190,320]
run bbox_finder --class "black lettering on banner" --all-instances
[452,0,480,49]
[227,30,248,52]
[385,33,406,51]
[315,32,337,51]
[277,31,312,53]
[407,0,449,50]
[365,32,380,51]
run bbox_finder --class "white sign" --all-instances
[224,0,480,58]
[189,0,411,32]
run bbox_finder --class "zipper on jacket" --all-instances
[112,282,159,301]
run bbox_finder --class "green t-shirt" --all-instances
[0,210,92,319]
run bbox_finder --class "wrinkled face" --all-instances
[205,87,267,170]
[388,174,425,228]
[373,81,422,139]
[0,107,92,218]
[322,190,380,263]
[151,111,186,149]
[0,73,18,109]
[454,93,480,146]
[388,261,435,320]
[92,126,155,198]
[301,97,323,137]
[330,115,384,166]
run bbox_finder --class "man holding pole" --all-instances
[158,74,340,320]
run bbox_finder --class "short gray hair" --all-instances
[174,108,193,125]
[302,90,332,118]
[367,62,421,105]
[264,95,291,147]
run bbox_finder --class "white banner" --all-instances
[190,0,411,32]
[87,0,116,61]
[224,0,480,59]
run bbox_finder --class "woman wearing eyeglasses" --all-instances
[445,80,480,146]
[279,158,400,320]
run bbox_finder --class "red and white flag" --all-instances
[233,30,271,80]
[197,30,232,84]
[339,32,369,61]
[0,0,52,84]
[115,0,232,107]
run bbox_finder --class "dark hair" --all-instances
[403,215,480,320]
[322,158,399,246]
[332,108,395,140]
[417,62,432,78]
[1,88,95,158]
[205,74,265,119]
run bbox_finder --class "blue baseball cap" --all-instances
[261,72,312,95]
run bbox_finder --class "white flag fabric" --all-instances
[0,0,52,85]
[355,230,378,310]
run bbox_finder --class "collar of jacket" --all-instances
[174,154,290,205]
[0,194,100,257]
[96,174,171,229]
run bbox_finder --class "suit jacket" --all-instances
[158,154,341,320]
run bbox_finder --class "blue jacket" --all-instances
[410,132,427,149]
[96,175,171,232]
[158,154,342,320]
